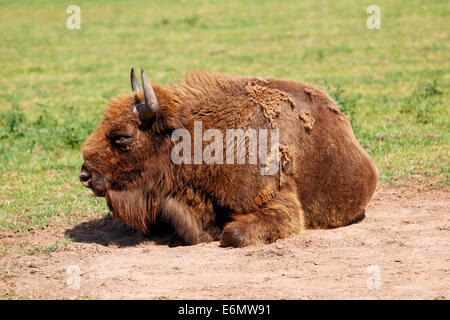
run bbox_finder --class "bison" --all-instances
[79,68,377,247]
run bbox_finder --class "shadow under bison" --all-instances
[65,211,365,248]
[65,215,184,247]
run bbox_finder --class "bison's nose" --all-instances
[79,170,92,187]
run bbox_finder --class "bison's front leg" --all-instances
[220,189,305,247]
[159,197,214,245]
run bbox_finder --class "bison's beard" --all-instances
[106,188,160,232]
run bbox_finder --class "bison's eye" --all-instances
[111,135,134,151]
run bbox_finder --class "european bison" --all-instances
[80,68,377,247]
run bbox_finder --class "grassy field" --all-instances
[0,0,448,237]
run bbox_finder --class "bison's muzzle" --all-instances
[79,163,108,197]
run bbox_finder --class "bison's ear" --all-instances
[131,68,188,132]
[150,86,190,132]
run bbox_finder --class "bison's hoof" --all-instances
[220,223,248,248]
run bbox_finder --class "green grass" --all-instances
[0,0,449,234]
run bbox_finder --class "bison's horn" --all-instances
[138,68,159,121]
[130,67,140,92]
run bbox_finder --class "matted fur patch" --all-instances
[245,83,296,129]
[327,104,347,120]
[299,110,315,131]
[279,145,294,187]
[255,184,275,207]
[328,103,340,113]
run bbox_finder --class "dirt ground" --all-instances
[1,185,449,300]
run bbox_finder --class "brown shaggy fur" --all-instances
[81,71,378,247]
